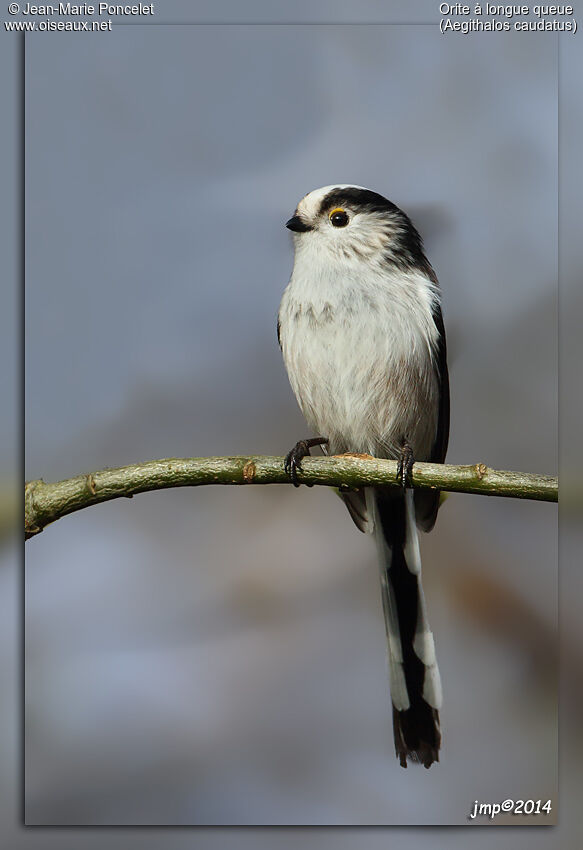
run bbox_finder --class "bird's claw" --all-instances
[284,440,309,487]
[397,442,415,489]
[284,437,328,488]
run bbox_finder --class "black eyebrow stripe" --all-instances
[317,187,401,217]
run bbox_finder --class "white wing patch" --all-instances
[404,490,422,575]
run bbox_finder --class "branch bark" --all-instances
[24,455,558,541]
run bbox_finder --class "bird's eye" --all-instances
[329,208,349,228]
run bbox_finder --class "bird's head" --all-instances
[286,185,427,271]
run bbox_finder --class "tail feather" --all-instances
[369,488,442,768]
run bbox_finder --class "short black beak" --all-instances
[286,214,312,233]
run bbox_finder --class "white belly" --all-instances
[279,268,440,460]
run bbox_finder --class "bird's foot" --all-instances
[284,437,329,487]
[397,441,415,489]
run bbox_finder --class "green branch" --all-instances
[24,455,558,541]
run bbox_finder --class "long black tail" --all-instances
[370,488,442,768]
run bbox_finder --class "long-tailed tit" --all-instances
[278,185,449,768]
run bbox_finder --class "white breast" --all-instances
[279,252,441,460]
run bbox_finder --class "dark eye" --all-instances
[329,208,349,228]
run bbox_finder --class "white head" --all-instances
[286,184,430,274]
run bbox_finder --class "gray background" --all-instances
[6,0,568,835]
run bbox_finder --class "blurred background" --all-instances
[3,0,572,837]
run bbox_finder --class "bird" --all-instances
[277,185,450,768]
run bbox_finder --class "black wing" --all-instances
[429,302,450,465]
[415,301,450,532]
